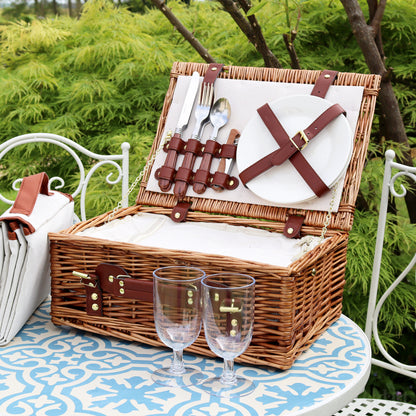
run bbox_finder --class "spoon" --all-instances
[193,98,231,194]
[208,98,231,142]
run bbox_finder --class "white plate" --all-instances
[236,95,353,204]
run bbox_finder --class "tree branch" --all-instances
[368,0,386,34]
[218,0,281,68]
[283,30,300,69]
[150,0,216,64]
[341,0,416,222]
[367,0,386,60]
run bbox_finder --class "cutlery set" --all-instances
[155,64,240,199]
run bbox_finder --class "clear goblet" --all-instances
[200,273,256,398]
[152,265,205,387]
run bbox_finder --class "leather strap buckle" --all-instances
[291,130,309,151]
[74,271,98,288]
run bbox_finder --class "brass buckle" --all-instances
[290,130,309,151]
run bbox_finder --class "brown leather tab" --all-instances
[154,166,176,182]
[96,263,153,302]
[183,138,203,155]
[163,133,186,153]
[170,201,191,222]
[203,63,224,84]
[193,169,212,194]
[175,166,193,184]
[226,176,239,190]
[78,272,103,316]
[218,143,237,160]
[284,215,305,239]
[219,129,239,166]
[202,139,221,156]
[311,70,338,98]
[193,140,221,194]
[210,171,228,191]
[210,172,239,191]
[158,133,186,192]
[10,172,51,216]
[85,278,104,316]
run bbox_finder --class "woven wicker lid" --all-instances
[136,62,381,234]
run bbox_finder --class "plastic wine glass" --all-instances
[152,266,205,387]
[200,273,256,398]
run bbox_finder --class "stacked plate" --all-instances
[236,95,353,204]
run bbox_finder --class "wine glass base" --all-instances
[152,367,205,387]
[198,376,255,398]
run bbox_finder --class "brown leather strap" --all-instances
[96,263,153,302]
[193,140,221,194]
[85,277,104,316]
[163,133,186,153]
[284,215,305,239]
[239,103,345,197]
[211,129,240,192]
[10,172,51,215]
[217,129,239,173]
[157,133,186,192]
[311,70,338,98]
[154,165,176,183]
[79,264,154,316]
[203,63,224,84]
[170,201,191,222]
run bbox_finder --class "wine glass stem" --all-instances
[170,349,185,375]
[221,359,237,385]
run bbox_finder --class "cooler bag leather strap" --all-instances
[10,172,51,216]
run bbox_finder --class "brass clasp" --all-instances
[290,130,309,151]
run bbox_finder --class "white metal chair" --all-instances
[335,149,416,415]
[0,133,130,221]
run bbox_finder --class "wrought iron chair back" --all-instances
[0,133,130,222]
[365,149,416,379]
[336,149,415,415]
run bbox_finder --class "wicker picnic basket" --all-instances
[49,62,381,370]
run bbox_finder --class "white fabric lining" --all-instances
[76,213,325,268]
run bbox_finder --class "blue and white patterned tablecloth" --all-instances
[0,300,371,416]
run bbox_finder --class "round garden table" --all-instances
[0,300,371,416]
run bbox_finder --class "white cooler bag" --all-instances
[0,172,74,345]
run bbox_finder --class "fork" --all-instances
[191,82,214,139]
[174,82,214,199]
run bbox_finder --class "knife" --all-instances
[212,129,240,192]
[157,71,200,192]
